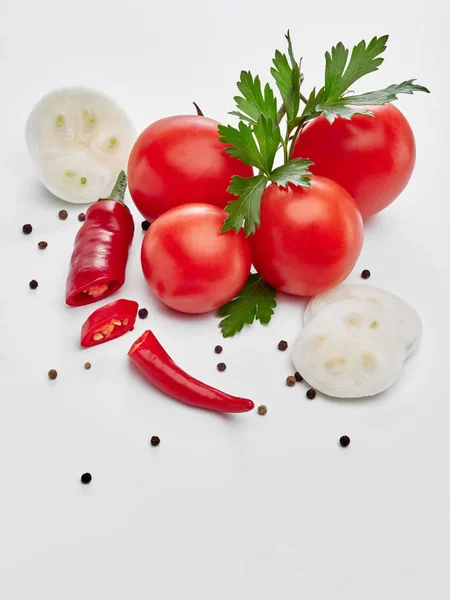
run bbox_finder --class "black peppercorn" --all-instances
[48,369,57,380]
[217,362,226,372]
[294,372,303,382]
[80,472,92,484]
[306,388,316,400]
[58,209,68,220]
[214,345,223,354]
[286,375,296,387]
[150,436,160,446]
[29,279,38,289]
[78,213,86,222]
[38,241,48,249]
[278,340,288,351]
[340,435,351,447]
[141,220,151,231]
[361,269,371,279]
[138,308,148,319]
[22,223,33,234]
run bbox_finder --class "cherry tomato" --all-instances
[292,104,416,219]
[128,115,253,222]
[141,204,252,314]
[249,177,364,296]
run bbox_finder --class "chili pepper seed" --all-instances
[29,279,38,289]
[58,209,68,220]
[257,405,267,415]
[80,472,92,484]
[141,220,151,231]
[306,388,316,400]
[214,345,223,354]
[286,375,296,387]
[138,308,148,319]
[48,369,57,380]
[84,362,91,370]
[361,269,371,279]
[22,223,33,234]
[278,340,288,351]
[217,362,227,372]
[78,213,86,222]
[150,436,160,446]
[38,241,48,249]
[294,372,303,382]
[340,435,351,447]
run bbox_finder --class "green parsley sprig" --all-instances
[217,32,429,338]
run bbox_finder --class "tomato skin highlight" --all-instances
[292,104,416,219]
[249,177,364,296]
[127,115,253,222]
[141,204,252,314]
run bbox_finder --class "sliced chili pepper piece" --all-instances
[81,299,138,348]
[128,330,254,413]
[66,171,134,307]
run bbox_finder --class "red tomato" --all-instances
[141,204,251,314]
[128,115,253,222]
[249,177,364,296]
[292,104,416,219]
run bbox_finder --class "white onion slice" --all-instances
[293,299,406,398]
[25,87,136,203]
[304,284,422,358]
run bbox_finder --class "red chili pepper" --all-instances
[128,330,255,413]
[81,299,138,347]
[66,171,134,307]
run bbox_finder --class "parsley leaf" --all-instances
[218,274,277,338]
[338,79,430,106]
[219,115,281,176]
[270,158,313,188]
[231,71,278,124]
[221,175,268,236]
[316,79,430,123]
[253,116,281,173]
[324,35,388,100]
[299,36,429,124]
[218,122,265,171]
[271,30,301,123]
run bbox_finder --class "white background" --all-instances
[0,0,448,597]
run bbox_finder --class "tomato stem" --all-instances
[193,102,204,116]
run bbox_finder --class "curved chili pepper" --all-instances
[66,171,134,307]
[80,299,138,347]
[128,330,255,413]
